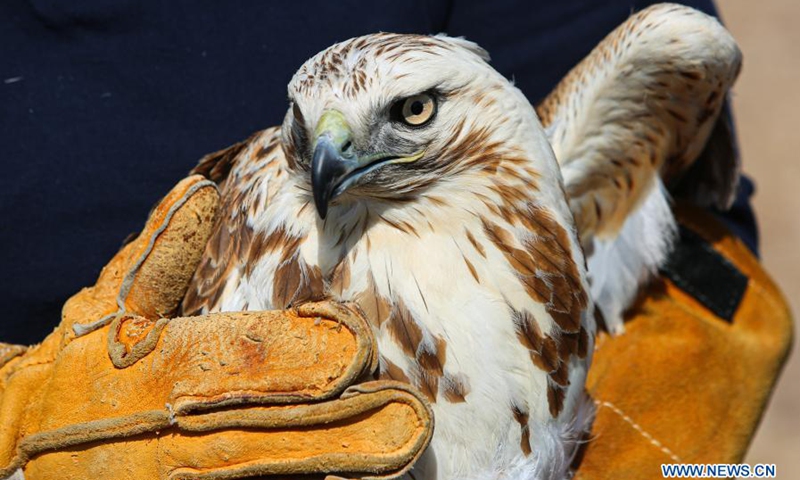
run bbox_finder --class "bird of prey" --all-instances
[182,4,740,479]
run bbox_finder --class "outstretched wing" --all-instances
[536,4,742,332]
[182,127,291,315]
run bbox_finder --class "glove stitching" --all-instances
[594,398,682,463]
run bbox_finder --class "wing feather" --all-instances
[536,4,742,332]
[182,127,291,315]
[537,3,741,242]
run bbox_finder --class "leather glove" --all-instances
[575,205,793,479]
[0,175,432,480]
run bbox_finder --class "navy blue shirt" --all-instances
[0,0,754,344]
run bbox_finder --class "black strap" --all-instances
[659,226,748,323]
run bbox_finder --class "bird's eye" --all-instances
[392,94,436,127]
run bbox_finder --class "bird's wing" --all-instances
[536,4,742,332]
[182,127,291,315]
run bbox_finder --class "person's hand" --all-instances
[0,175,432,480]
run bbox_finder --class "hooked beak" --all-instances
[311,110,423,219]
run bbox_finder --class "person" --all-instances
[0,0,757,344]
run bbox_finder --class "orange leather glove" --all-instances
[0,175,432,480]
[575,205,793,479]
[2,173,788,480]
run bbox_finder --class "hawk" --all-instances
[183,4,740,479]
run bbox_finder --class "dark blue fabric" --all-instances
[713,175,759,256]
[0,0,756,344]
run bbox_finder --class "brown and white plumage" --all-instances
[537,3,741,333]
[182,4,740,479]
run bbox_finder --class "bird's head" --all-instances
[282,33,547,219]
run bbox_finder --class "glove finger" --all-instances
[160,381,433,480]
[18,302,375,450]
[120,175,220,319]
[66,175,220,337]
[6,299,380,478]
[22,382,431,480]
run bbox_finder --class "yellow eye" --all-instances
[399,94,436,126]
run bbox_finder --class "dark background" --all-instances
[1,0,730,343]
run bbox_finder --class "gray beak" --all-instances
[311,135,358,220]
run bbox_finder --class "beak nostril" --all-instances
[341,140,353,155]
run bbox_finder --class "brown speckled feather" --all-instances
[535,3,742,333]
[182,127,291,315]
[178,7,743,475]
[536,3,742,243]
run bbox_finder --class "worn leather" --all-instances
[0,175,432,480]
[1,172,790,479]
[575,204,793,479]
